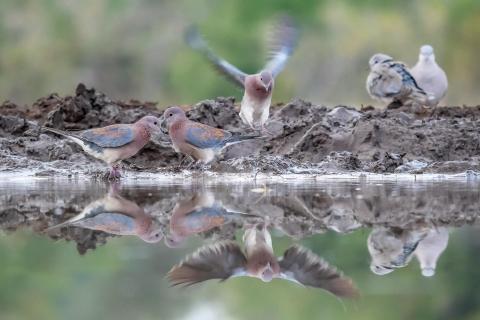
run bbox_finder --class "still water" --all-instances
[0,176,479,320]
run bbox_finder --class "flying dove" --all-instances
[44,184,163,243]
[166,191,259,247]
[167,224,358,298]
[366,53,433,108]
[414,227,449,277]
[410,45,448,107]
[186,16,298,133]
[162,106,259,166]
[43,116,161,179]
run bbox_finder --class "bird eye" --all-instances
[154,121,158,125]
[169,113,173,117]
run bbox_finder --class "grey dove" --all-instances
[186,16,298,133]
[410,45,448,107]
[366,53,433,108]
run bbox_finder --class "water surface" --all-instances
[0,177,479,320]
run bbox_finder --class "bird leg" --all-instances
[178,155,194,169]
[260,125,275,136]
[108,164,122,180]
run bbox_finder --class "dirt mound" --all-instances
[1,84,480,175]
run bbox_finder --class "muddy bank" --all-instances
[1,84,480,175]
[1,181,478,254]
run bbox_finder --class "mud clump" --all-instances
[1,84,480,175]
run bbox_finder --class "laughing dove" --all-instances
[43,116,161,179]
[186,16,298,133]
[167,223,358,298]
[410,45,448,107]
[165,191,259,247]
[366,53,433,108]
[162,106,259,165]
[414,227,449,277]
[44,184,163,243]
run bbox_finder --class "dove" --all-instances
[410,45,448,107]
[368,227,428,275]
[165,191,259,247]
[43,115,161,179]
[366,53,432,107]
[167,224,358,298]
[162,106,259,166]
[44,184,163,243]
[414,227,449,277]
[186,16,297,133]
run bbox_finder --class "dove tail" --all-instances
[225,133,261,146]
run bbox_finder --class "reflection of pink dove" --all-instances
[166,191,258,247]
[167,224,358,298]
[45,188,162,243]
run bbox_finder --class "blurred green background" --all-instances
[0,0,479,108]
[0,227,479,320]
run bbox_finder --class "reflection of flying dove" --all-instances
[166,191,258,247]
[167,224,358,298]
[162,106,259,165]
[410,45,448,107]
[366,53,432,107]
[186,17,297,133]
[414,227,449,277]
[45,186,163,243]
[368,227,427,275]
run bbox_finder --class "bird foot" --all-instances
[105,166,122,180]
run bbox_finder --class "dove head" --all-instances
[370,264,395,276]
[421,267,435,277]
[163,107,188,130]
[137,116,162,134]
[369,53,393,68]
[419,45,435,62]
[259,71,273,90]
[164,234,185,248]
[260,263,275,282]
[141,230,164,243]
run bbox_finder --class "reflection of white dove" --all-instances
[167,224,358,298]
[367,227,427,275]
[414,228,449,277]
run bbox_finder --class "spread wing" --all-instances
[167,241,247,287]
[278,245,359,298]
[263,15,298,77]
[185,26,247,88]
[79,125,134,148]
[185,122,232,149]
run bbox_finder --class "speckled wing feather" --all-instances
[264,15,298,77]
[185,26,247,88]
[388,61,426,94]
[79,125,135,148]
[167,241,247,287]
[185,122,232,149]
[278,245,359,298]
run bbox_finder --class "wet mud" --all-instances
[1,84,480,176]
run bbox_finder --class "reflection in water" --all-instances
[45,183,163,243]
[368,227,449,276]
[1,179,478,285]
[167,223,358,298]
[166,191,259,248]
